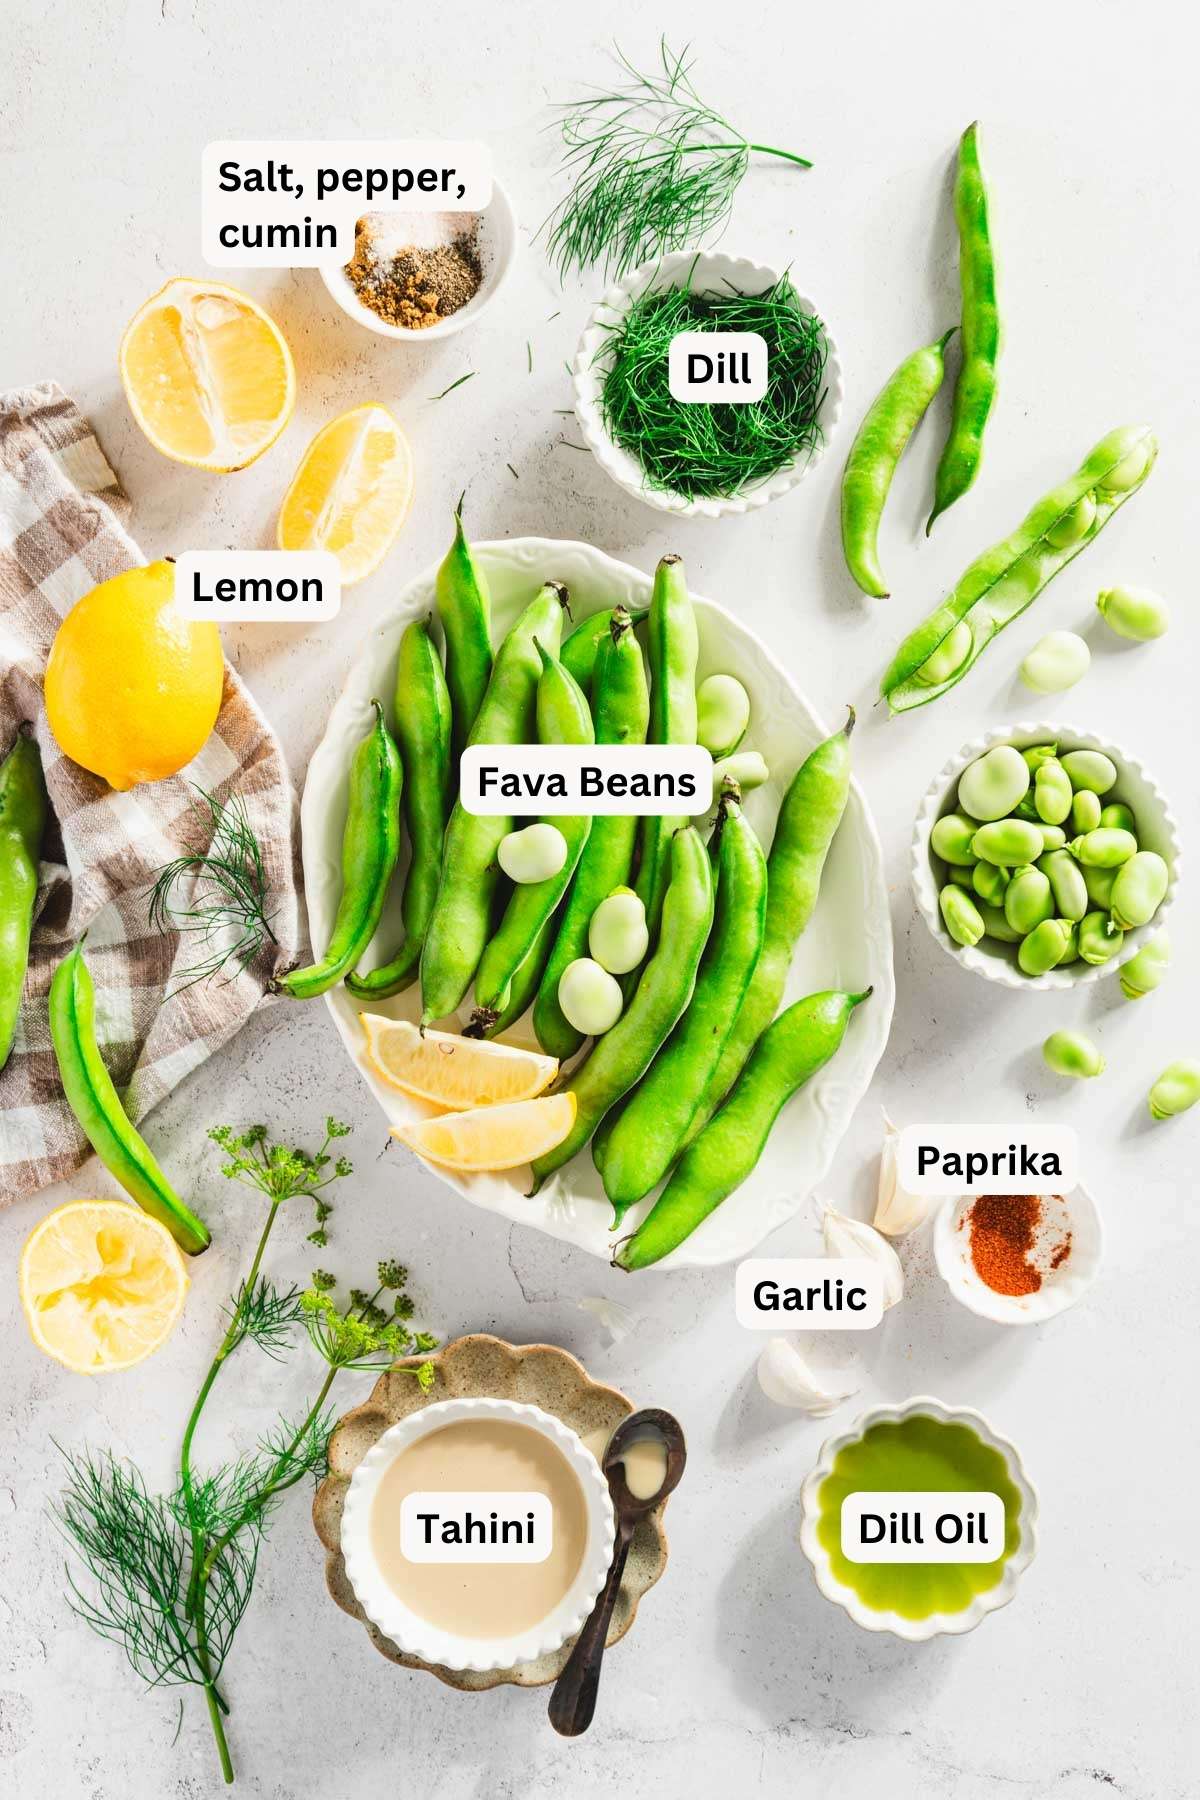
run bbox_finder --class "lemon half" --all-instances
[20,1199,189,1374]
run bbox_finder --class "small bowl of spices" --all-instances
[934,1185,1103,1325]
[321,183,517,341]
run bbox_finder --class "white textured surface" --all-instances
[3,2,1198,1796]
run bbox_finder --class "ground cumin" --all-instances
[961,1192,1073,1297]
[346,220,482,330]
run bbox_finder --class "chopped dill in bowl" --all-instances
[597,273,829,500]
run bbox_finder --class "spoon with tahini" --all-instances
[548,1408,687,1737]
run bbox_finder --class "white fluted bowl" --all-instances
[934,1183,1103,1325]
[340,1397,615,1672]
[572,251,842,518]
[798,1396,1039,1642]
[911,721,1181,991]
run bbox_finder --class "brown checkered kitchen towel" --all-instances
[0,383,303,1203]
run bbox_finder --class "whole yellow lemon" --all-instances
[45,561,224,790]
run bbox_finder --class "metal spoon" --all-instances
[548,1408,686,1737]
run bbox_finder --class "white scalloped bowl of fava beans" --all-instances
[911,721,1181,991]
[572,250,843,520]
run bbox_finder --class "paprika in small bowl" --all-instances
[933,1184,1103,1325]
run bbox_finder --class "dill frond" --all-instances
[543,38,811,281]
[148,786,277,996]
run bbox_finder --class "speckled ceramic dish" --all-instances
[302,537,894,1266]
[313,1335,670,1690]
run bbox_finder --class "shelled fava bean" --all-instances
[931,740,1171,976]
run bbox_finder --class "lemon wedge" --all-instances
[362,1016,558,1109]
[120,277,295,471]
[391,1094,576,1172]
[277,404,414,584]
[19,1199,189,1374]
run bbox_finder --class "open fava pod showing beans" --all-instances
[910,722,1181,991]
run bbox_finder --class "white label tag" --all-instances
[202,141,492,266]
[398,1492,553,1564]
[175,552,341,621]
[735,1258,884,1331]
[840,1492,1006,1563]
[896,1124,1078,1194]
[668,332,768,403]
[458,745,713,817]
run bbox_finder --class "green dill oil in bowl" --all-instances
[800,1401,1037,1639]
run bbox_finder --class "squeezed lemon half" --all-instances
[362,1016,558,1110]
[19,1199,190,1374]
[120,277,295,470]
[277,404,414,584]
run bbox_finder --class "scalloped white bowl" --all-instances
[340,1397,615,1672]
[572,251,843,518]
[302,537,894,1266]
[911,721,1181,991]
[798,1396,1039,1641]
[934,1183,1103,1325]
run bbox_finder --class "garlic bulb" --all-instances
[756,1337,858,1415]
[873,1107,936,1237]
[821,1202,904,1309]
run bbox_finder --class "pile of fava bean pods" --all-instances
[271,513,872,1267]
[932,741,1171,979]
[838,124,1158,715]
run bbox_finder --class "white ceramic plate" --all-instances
[301,537,894,1266]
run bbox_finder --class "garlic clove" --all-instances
[873,1106,937,1238]
[756,1336,858,1415]
[577,1295,638,1344]
[821,1201,905,1309]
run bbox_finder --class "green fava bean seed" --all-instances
[1099,802,1136,835]
[947,863,976,888]
[1043,1029,1105,1078]
[1078,911,1123,965]
[1043,492,1096,549]
[940,884,985,947]
[696,673,750,759]
[1019,918,1072,976]
[957,745,1030,821]
[1096,584,1169,642]
[1109,850,1169,931]
[1071,790,1102,834]
[1070,828,1137,868]
[1083,863,1117,910]
[1034,759,1073,825]
[931,812,981,865]
[1038,825,1067,852]
[913,618,972,687]
[976,901,1021,943]
[712,750,769,794]
[1038,849,1088,921]
[973,818,1045,866]
[1097,439,1153,492]
[1148,1059,1200,1120]
[1004,865,1053,936]
[1058,921,1080,965]
[1022,743,1059,772]
[1061,750,1117,795]
[972,861,1010,905]
[1020,630,1091,694]
[1120,931,1169,999]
